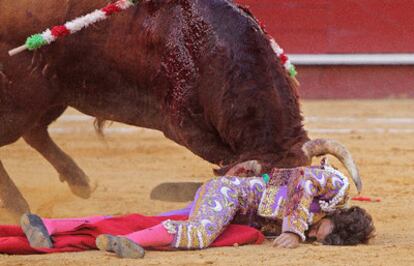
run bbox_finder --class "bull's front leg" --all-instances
[0,161,30,222]
[23,107,95,199]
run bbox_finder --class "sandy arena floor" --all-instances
[0,100,413,266]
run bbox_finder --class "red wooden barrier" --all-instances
[237,0,414,98]
[238,0,414,53]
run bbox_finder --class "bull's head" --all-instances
[222,138,362,193]
[151,138,362,202]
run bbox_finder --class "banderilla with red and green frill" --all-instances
[8,0,139,56]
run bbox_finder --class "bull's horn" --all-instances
[302,139,362,193]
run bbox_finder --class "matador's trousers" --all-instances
[165,176,265,249]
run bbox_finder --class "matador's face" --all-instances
[307,218,334,242]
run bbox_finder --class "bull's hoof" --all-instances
[60,174,97,199]
[96,234,145,259]
[150,182,203,202]
[69,181,97,199]
[20,213,53,248]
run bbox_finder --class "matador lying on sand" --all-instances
[20,159,375,259]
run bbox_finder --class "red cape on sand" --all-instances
[0,214,265,255]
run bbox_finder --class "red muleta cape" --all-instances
[0,214,264,255]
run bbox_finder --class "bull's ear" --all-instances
[225,160,262,177]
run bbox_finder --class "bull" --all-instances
[0,0,361,221]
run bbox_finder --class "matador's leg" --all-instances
[167,176,263,249]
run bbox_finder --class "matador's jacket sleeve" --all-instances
[258,160,350,241]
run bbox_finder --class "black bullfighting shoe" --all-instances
[20,213,53,248]
[96,234,145,259]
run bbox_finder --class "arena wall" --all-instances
[238,0,414,98]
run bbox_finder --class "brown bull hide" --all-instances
[0,0,311,220]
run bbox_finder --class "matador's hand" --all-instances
[272,232,300,248]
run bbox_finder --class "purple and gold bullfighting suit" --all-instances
[163,160,350,249]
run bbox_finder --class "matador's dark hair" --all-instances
[323,206,375,245]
